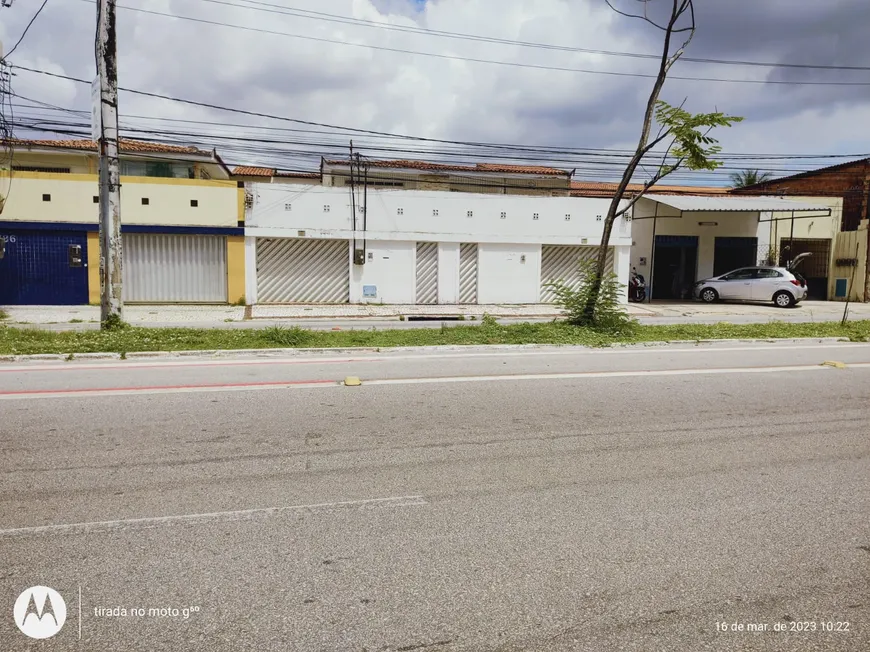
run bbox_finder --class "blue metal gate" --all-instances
[0,229,89,305]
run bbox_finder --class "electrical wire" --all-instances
[2,0,50,60]
[14,65,870,178]
[79,0,870,87]
[10,111,859,196]
[180,0,870,73]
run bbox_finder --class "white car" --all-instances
[693,266,808,308]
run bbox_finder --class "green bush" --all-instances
[101,313,129,331]
[548,260,635,333]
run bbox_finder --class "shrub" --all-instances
[263,325,313,348]
[547,260,635,333]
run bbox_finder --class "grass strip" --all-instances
[1,319,868,356]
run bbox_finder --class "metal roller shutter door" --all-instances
[540,245,614,303]
[415,242,438,304]
[124,233,227,302]
[257,238,350,303]
[459,243,478,304]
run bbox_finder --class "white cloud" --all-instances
[2,0,868,183]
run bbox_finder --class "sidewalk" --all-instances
[2,300,868,329]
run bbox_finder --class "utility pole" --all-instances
[96,0,123,326]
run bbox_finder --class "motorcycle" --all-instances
[629,267,646,303]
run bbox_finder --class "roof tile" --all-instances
[570,181,728,197]
[323,158,569,176]
[7,138,206,155]
[232,166,276,176]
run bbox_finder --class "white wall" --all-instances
[247,185,633,305]
[349,241,416,303]
[248,185,632,247]
[244,236,258,304]
[438,243,461,304]
[477,243,542,303]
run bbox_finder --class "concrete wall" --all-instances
[245,186,632,306]
[768,196,842,257]
[248,185,630,246]
[350,241,416,304]
[831,227,868,301]
[478,243,542,303]
[0,172,239,227]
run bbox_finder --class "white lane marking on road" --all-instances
[3,362,869,400]
[0,495,428,538]
[362,362,870,387]
[0,380,340,400]
[3,342,870,373]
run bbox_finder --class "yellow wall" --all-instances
[87,231,101,305]
[226,236,245,304]
[769,197,842,245]
[7,152,93,174]
[830,227,867,301]
[0,172,238,227]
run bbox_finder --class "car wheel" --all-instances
[700,288,718,303]
[773,291,795,308]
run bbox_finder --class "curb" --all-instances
[0,337,853,363]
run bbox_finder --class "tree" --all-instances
[581,0,743,324]
[730,169,773,188]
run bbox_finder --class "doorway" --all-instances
[652,235,698,300]
[714,237,758,277]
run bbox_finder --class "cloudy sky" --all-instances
[2,0,870,185]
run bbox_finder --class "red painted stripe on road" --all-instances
[0,378,339,396]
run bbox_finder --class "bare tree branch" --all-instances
[604,0,669,30]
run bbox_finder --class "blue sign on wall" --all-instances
[363,285,378,298]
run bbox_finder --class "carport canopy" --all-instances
[646,195,832,214]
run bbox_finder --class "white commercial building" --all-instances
[244,185,632,305]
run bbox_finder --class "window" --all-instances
[141,198,150,206]
[42,194,51,202]
[756,269,783,279]
[93,196,100,203]
[13,165,71,174]
[190,200,199,208]
[722,268,755,280]
[121,161,195,178]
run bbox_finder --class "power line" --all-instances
[182,0,870,73]
[78,0,870,87]
[15,65,870,175]
[11,110,864,176]
[1,0,50,60]
[12,114,869,188]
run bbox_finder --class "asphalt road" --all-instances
[1,342,869,651]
